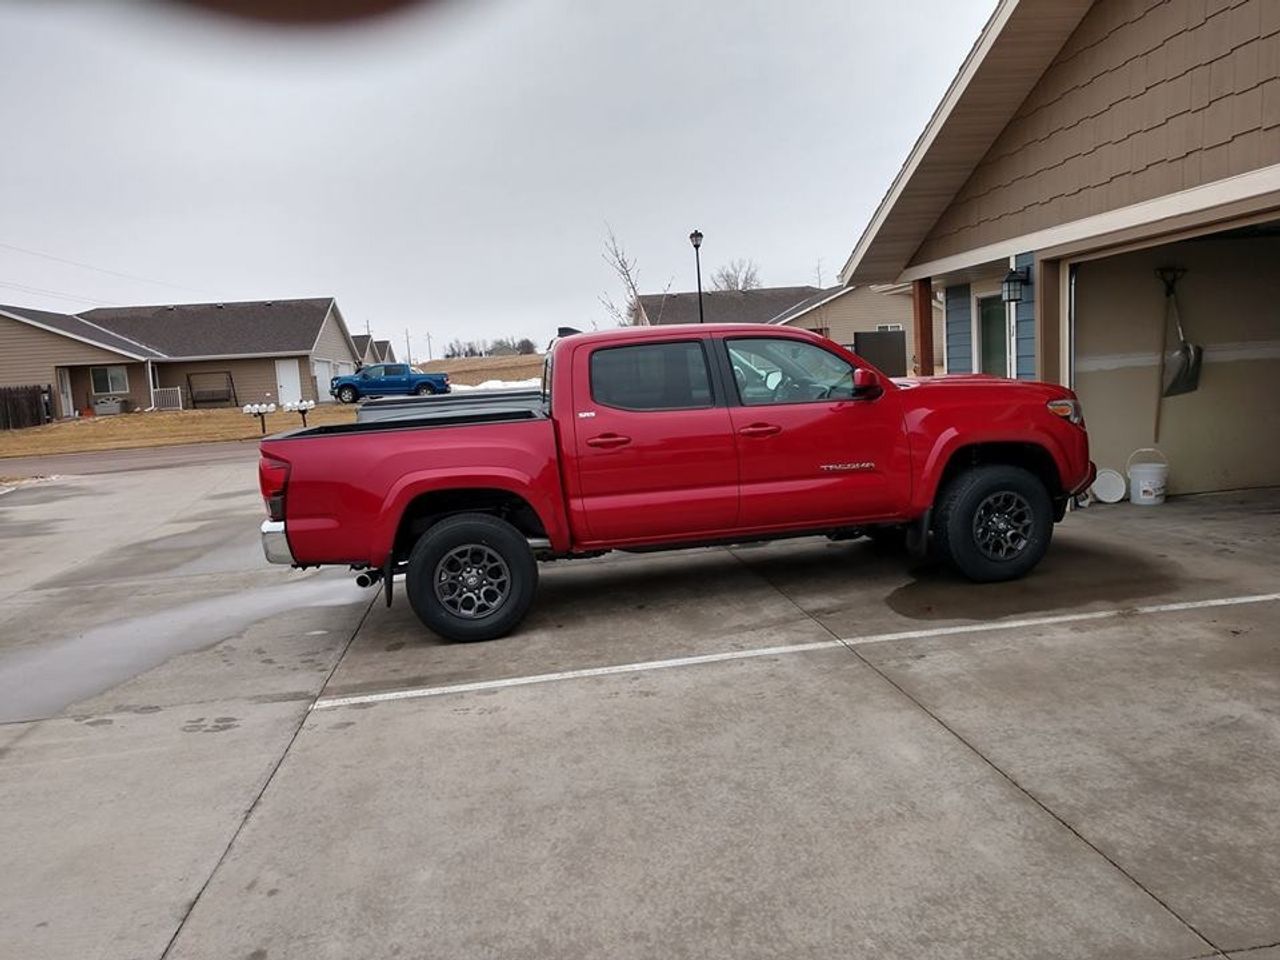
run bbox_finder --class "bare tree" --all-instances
[814,258,825,288]
[515,337,537,355]
[599,226,649,325]
[711,258,761,291]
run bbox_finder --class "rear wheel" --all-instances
[337,385,358,403]
[405,513,538,641]
[934,465,1053,582]
[414,383,436,396]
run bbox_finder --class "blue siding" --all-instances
[945,284,972,374]
[1014,252,1036,380]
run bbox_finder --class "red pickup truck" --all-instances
[259,324,1093,641]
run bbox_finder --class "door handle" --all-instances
[738,423,781,437]
[586,433,631,449]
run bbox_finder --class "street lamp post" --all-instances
[689,229,704,323]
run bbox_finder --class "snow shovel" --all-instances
[1157,268,1202,397]
[1153,268,1202,442]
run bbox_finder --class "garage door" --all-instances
[313,360,332,402]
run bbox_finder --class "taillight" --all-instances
[258,454,290,521]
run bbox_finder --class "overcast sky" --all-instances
[0,0,994,357]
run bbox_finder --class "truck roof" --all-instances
[552,323,828,353]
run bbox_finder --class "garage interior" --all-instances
[1069,223,1280,495]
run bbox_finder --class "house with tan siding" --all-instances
[840,0,1280,495]
[637,284,932,375]
[0,297,361,418]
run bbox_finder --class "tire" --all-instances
[934,465,1053,582]
[405,513,539,642]
[337,385,358,404]
[414,383,436,396]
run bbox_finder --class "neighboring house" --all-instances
[839,0,1280,495]
[351,334,378,367]
[638,286,824,326]
[0,298,362,417]
[767,285,944,375]
[636,283,939,374]
[372,339,398,363]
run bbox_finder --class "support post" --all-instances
[911,277,934,376]
[1035,259,1063,385]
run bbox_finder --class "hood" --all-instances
[890,372,1073,400]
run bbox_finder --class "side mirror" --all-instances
[853,368,882,398]
[764,370,782,390]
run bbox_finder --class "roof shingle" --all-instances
[81,298,335,358]
[638,286,823,326]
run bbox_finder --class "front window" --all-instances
[727,338,855,405]
[90,365,129,394]
[361,365,384,379]
[590,341,712,411]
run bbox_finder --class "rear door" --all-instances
[722,336,908,528]
[382,364,411,394]
[571,338,738,543]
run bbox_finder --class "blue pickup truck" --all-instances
[330,363,451,403]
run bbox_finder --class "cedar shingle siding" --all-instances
[915,0,1280,263]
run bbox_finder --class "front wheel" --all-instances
[405,513,538,642]
[934,465,1053,582]
[337,385,358,404]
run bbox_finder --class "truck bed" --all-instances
[356,388,545,425]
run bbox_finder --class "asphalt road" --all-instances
[2,444,1279,960]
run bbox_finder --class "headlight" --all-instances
[1046,398,1084,425]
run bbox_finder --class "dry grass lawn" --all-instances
[0,405,357,460]
[419,354,544,385]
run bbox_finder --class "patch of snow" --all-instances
[450,378,542,392]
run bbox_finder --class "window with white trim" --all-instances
[90,365,129,394]
[876,323,904,332]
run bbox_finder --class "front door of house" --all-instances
[978,295,1008,377]
[275,359,303,405]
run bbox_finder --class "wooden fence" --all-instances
[0,384,53,430]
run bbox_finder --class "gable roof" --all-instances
[840,0,1094,284]
[0,303,163,360]
[639,286,824,326]
[352,334,373,359]
[767,286,858,325]
[373,339,396,362]
[81,298,336,359]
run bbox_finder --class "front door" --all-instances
[572,338,738,543]
[313,359,331,402]
[275,359,303,405]
[724,337,907,528]
[56,367,73,418]
[978,295,1009,377]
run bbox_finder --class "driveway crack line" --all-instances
[156,589,378,960]
[726,546,1224,957]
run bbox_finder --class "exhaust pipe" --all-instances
[355,569,383,589]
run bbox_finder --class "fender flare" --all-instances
[370,468,566,564]
[913,429,1071,512]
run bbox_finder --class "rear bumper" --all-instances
[261,520,295,565]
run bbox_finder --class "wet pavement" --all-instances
[2,444,1279,959]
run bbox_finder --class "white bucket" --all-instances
[1126,448,1169,506]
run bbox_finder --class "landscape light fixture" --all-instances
[1002,266,1030,304]
[689,229,705,323]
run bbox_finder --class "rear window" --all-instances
[590,341,712,411]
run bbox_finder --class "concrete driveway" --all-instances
[1,446,1278,960]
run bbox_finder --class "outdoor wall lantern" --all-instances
[1001,266,1030,304]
